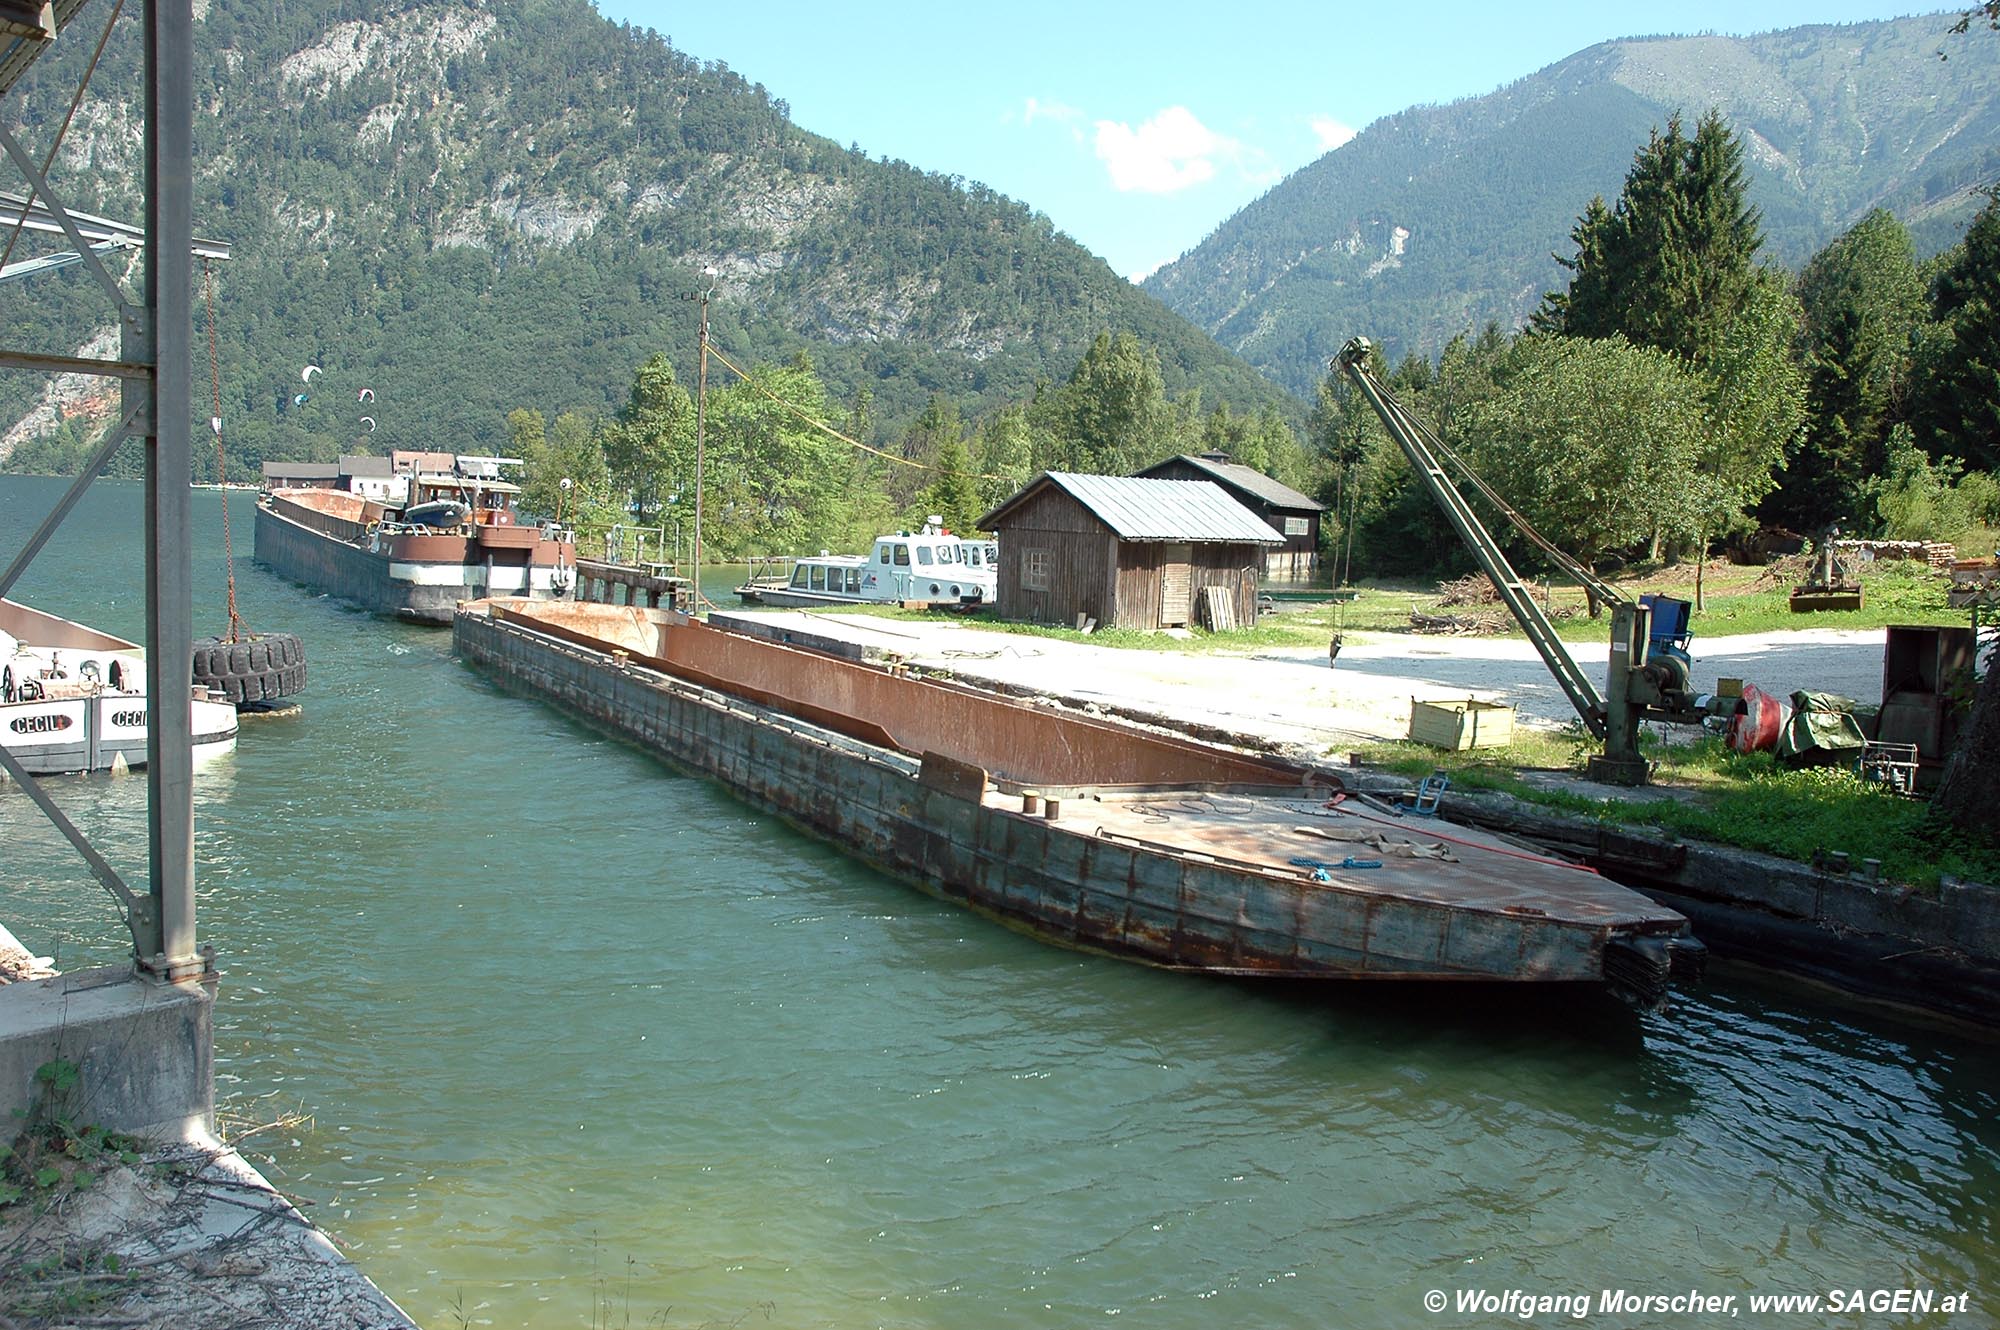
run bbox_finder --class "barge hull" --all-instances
[254,495,569,624]
[454,602,1690,995]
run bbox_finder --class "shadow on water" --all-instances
[1257,974,1651,1053]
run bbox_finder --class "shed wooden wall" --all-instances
[992,486,1119,627]
[1113,542,1263,628]
[992,486,1265,629]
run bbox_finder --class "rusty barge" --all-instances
[454,599,1702,1008]
[255,458,575,625]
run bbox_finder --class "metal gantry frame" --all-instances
[1,0,208,981]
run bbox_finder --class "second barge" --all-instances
[453,599,1702,1008]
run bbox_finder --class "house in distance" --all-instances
[1132,452,1324,578]
[977,472,1280,631]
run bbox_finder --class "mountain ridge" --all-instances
[1145,15,2000,393]
[1,0,1298,476]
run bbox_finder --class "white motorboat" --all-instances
[1,598,238,776]
[736,520,997,608]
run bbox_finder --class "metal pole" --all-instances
[138,0,199,980]
[693,288,707,609]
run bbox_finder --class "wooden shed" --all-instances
[1133,452,1325,577]
[977,472,1281,630]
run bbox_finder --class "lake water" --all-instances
[2,475,1994,1329]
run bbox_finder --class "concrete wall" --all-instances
[0,965,213,1139]
[1444,788,2000,1022]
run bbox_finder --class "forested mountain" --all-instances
[1145,16,2000,395]
[0,0,1297,477]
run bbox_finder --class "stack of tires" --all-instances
[190,632,307,706]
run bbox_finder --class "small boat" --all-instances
[736,520,997,608]
[255,453,576,624]
[1,598,238,776]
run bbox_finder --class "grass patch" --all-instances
[1358,731,2000,890]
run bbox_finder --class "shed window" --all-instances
[1024,548,1052,592]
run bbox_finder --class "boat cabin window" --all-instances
[810,565,827,590]
[843,568,861,594]
[916,546,934,566]
[879,546,891,564]
[790,566,810,588]
[892,544,910,567]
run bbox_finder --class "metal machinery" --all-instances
[1790,527,1864,612]
[1336,337,1720,786]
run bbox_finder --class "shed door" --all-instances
[1160,543,1192,626]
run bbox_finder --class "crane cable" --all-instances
[702,341,1006,482]
[203,259,246,642]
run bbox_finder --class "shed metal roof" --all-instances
[981,472,1282,544]
[262,461,338,481]
[1138,454,1325,512]
[339,454,395,478]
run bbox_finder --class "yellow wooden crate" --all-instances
[1409,697,1514,750]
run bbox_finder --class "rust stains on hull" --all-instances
[456,600,1693,1002]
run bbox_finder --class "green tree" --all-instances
[1538,112,1764,366]
[1764,210,1927,531]
[1910,191,2000,474]
[600,353,695,522]
[913,436,983,537]
[704,354,852,555]
[1691,276,1809,603]
[971,405,1034,514]
[1053,331,1171,474]
[891,393,964,509]
[1458,336,1708,570]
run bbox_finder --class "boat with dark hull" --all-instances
[255,457,574,625]
[454,598,1701,1009]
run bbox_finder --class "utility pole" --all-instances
[683,267,716,609]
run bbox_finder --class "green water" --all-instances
[3,476,1994,1329]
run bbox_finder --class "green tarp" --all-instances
[1776,690,1869,766]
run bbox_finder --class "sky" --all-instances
[592,2,1958,282]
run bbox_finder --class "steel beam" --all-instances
[137,0,198,981]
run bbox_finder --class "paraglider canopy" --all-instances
[301,364,321,383]
[359,416,376,432]
[358,387,375,403]
[292,393,309,406]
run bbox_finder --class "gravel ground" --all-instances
[727,610,1892,758]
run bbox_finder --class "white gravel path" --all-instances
[726,610,1891,757]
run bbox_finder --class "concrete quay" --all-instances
[0,926,416,1328]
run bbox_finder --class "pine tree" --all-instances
[1761,210,1925,531]
[1911,191,2000,473]
[1539,112,1764,365]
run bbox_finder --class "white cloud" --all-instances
[1311,115,1358,152]
[1093,106,1238,194]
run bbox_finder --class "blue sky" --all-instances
[592,3,1958,282]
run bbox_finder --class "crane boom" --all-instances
[1335,337,1610,738]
